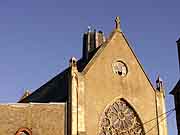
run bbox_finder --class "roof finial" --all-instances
[88,26,91,32]
[156,74,163,91]
[115,16,121,31]
[69,57,77,67]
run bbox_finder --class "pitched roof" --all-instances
[170,80,180,95]
[18,50,100,103]
[81,30,156,92]
[19,68,70,103]
[19,26,157,103]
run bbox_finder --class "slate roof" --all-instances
[19,68,70,103]
[18,30,156,103]
[170,80,180,95]
[18,46,101,103]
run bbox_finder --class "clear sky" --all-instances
[0,0,179,134]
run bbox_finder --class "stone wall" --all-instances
[82,31,160,135]
[0,103,66,135]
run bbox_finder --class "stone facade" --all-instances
[68,17,168,135]
[78,31,167,135]
[0,17,168,135]
[0,103,66,135]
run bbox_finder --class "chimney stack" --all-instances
[177,38,180,71]
[82,27,105,60]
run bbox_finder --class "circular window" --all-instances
[112,61,128,77]
[15,128,31,135]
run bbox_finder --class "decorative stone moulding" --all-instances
[15,127,32,135]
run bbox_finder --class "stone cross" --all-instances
[115,16,121,30]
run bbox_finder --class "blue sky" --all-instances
[0,0,179,134]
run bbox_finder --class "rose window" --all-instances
[99,99,145,135]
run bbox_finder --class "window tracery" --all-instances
[112,61,127,77]
[99,99,145,135]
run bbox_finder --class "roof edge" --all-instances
[121,33,157,92]
[81,29,119,74]
[81,30,157,93]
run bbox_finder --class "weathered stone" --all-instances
[0,103,65,135]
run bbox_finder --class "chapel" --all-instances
[0,17,168,135]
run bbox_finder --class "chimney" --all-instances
[82,27,105,60]
[177,38,180,71]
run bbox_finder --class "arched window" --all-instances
[99,98,145,135]
[15,128,32,135]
